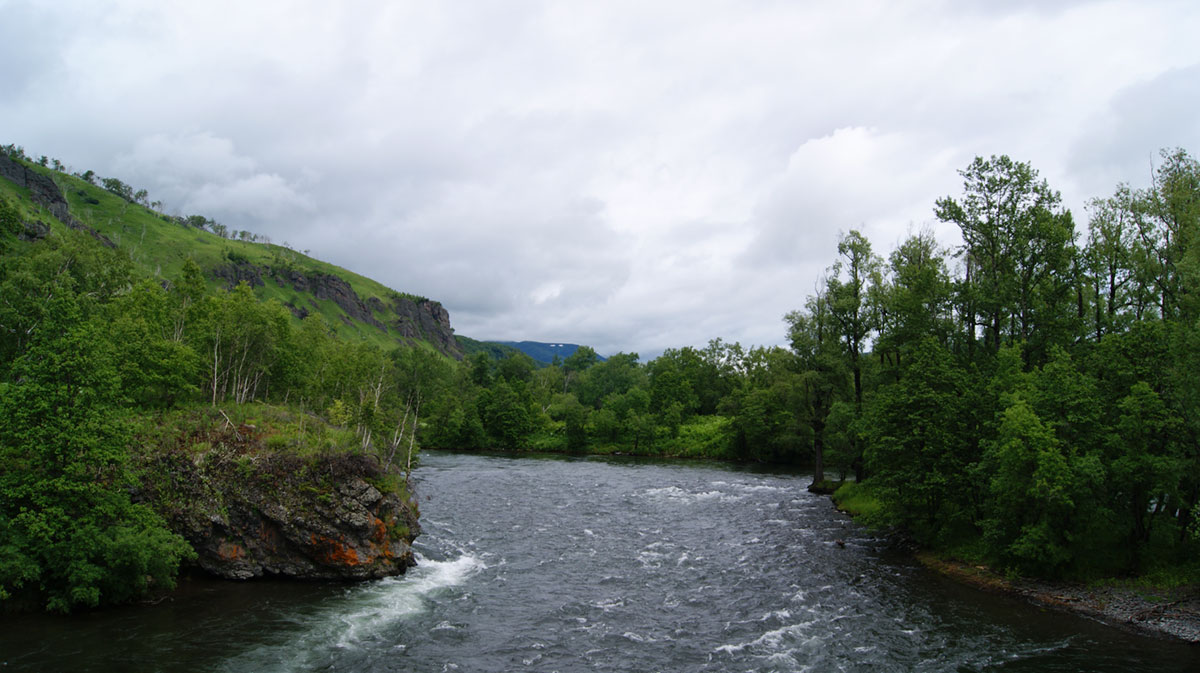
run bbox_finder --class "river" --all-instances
[3,451,1196,672]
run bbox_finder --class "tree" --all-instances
[561,345,599,393]
[576,352,643,408]
[936,155,1077,363]
[786,289,845,486]
[873,230,953,376]
[1133,148,1200,322]
[646,353,699,420]
[100,177,134,202]
[824,230,881,479]
[0,232,132,372]
[496,351,536,383]
[560,395,589,451]
[387,346,451,475]
[1108,382,1184,569]
[467,351,493,387]
[194,283,290,405]
[106,280,200,407]
[1082,188,1142,340]
[728,347,804,463]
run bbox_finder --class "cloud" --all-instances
[3,0,1199,357]
[1067,64,1200,202]
[112,132,313,226]
[742,127,960,271]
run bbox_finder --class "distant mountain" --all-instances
[455,336,525,361]
[492,341,605,365]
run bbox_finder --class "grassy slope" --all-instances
[2,161,436,352]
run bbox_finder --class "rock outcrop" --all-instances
[0,154,116,248]
[212,259,266,289]
[215,259,462,358]
[137,425,420,581]
[273,268,386,330]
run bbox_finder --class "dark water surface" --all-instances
[3,451,1196,672]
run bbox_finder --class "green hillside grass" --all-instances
[4,160,439,352]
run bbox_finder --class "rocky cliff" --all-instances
[136,422,420,581]
[0,154,115,248]
[215,259,462,357]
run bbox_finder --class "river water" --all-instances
[3,451,1196,672]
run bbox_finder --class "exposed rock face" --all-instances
[19,219,50,241]
[0,155,66,220]
[213,259,266,289]
[0,154,116,248]
[214,260,462,358]
[137,429,420,581]
[386,294,460,356]
[274,268,386,331]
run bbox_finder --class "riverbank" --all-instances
[916,552,1200,643]
[830,481,1200,644]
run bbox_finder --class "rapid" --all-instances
[3,451,1196,672]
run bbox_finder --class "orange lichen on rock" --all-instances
[311,534,363,566]
[217,541,245,560]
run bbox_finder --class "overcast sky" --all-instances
[3,1,1198,358]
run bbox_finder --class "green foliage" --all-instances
[496,351,536,383]
[866,338,973,544]
[935,154,1078,363]
[0,285,192,611]
[478,381,535,449]
[0,195,20,246]
[327,399,352,427]
[665,415,733,459]
[978,397,1077,575]
[100,176,135,202]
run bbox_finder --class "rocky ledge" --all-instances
[136,424,420,581]
[917,552,1200,643]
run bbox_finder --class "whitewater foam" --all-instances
[217,552,485,673]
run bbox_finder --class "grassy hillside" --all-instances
[0,156,456,355]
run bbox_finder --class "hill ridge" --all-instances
[0,150,462,357]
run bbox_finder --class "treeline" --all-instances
[426,149,1200,580]
[818,150,1199,580]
